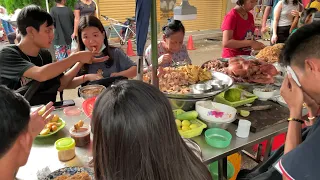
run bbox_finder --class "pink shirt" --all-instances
[221,9,255,58]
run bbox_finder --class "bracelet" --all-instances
[83,74,86,83]
[287,118,304,124]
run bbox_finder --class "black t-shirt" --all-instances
[0,45,62,105]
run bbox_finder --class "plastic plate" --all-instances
[36,118,66,138]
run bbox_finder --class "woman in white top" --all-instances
[271,0,303,44]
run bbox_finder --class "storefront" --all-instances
[97,0,228,32]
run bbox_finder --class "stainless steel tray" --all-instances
[164,71,234,99]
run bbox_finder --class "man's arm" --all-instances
[23,51,107,82]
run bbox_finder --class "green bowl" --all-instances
[208,160,235,180]
[205,128,232,148]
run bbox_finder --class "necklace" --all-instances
[26,53,44,66]
[239,6,248,18]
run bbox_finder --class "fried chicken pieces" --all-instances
[203,58,278,84]
[256,43,284,63]
[143,65,212,94]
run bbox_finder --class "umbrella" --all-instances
[135,0,159,87]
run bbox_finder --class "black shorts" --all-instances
[271,25,291,45]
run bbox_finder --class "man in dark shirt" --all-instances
[50,0,74,61]
[0,5,107,105]
[278,22,320,179]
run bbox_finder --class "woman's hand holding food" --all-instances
[158,53,172,65]
[86,74,103,81]
[29,102,55,138]
[251,41,265,50]
[74,51,109,64]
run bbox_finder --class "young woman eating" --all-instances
[91,80,212,180]
[221,0,265,58]
[67,16,137,88]
[144,20,191,68]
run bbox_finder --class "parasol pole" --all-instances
[46,0,49,12]
[151,0,159,88]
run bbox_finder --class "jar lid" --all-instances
[55,137,75,151]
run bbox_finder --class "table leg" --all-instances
[256,143,263,162]
[263,137,274,161]
[218,157,228,180]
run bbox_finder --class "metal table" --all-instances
[193,123,288,180]
[16,107,92,180]
[17,101,290,180]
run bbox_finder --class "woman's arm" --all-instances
[59,62,84,91]
[112,66,137,78]
[222,30,255,49]
[273,1,282,37]
[73,10,80,38]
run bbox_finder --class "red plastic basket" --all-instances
[82,97,97,118]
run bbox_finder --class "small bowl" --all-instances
[79,85,106,99]
[205,128,232,148]
[253,88,275,101]
[196,101,237,129]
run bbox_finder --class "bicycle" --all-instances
[101,15,136,45]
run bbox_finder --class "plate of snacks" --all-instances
[44,167,94,180]
[37,114,66,138]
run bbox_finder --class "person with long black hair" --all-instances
[271,0,303,44]
[65,15,137,89]
[91,80,212,180]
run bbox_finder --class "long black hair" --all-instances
[77,15,114,72]
[300,8,318,24]
[92,80,212,180]
[283,0,301,5]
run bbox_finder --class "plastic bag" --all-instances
[71,38,78,54]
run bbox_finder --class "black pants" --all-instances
[271,25,290,45]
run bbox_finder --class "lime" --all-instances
[177,126,182,130]
[240,110,250,117]
[181,120,191,127]
[190,124,198,129]
[182,126,191,131]
[224,89,241,102]
[175,119,182,127]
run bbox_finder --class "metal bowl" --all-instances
[79,85,106,99]
[200,118,235,130]
[164,71,234,99]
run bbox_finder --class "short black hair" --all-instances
[279,22,320,68]
[17,5,53,36]
[0,86,30,158]
[162,20,185,38]
[236,0,245,6]
[300,8,318,24]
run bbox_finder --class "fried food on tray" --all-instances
[256,43,284,63]
[54,172,91,180]
[143,65,212,94]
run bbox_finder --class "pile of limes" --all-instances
[176,119,199,132]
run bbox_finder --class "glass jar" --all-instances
[55,137,76,162]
